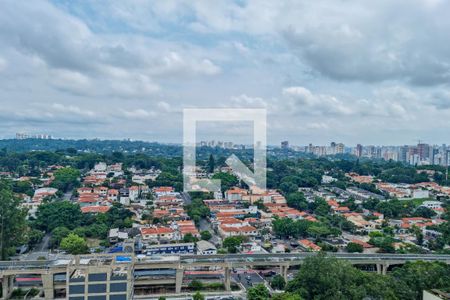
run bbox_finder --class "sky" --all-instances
[1,0,450,145]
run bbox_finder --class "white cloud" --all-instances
[230,94,269,108]
[121,108,156,119]
[51,103,95,117]
[1,0,450,144]
[282,86,353,116]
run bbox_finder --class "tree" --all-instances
[223,236,244,253]
[188,279,203,291]
[50,226,71,248]
[271,274,286,290]
[27,229,44,248]
[60,233,88,254]
[200,230,212,241]
[0,180,27,259]
[193,291,205,300]
[272,218,313,239]
[33,201,84,232]
[306,224,331,239]
[247,284,270,300]
[390,261,450,300]
[51,167,80,192]
[286,254,397,300]
[185,199,210,226]
[183,233,197,243]
[413,206,436,218]
[212,172,239,192]
[157,297,166,300]
[207,154,215,173]
[286,192,308,210]
[280,182,299,194]
[346,242,363,253]
[311,197,330,216]
[368,235,395,253]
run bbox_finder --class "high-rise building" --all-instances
[335,143,345,154]
[399,146,409,163]
[356,144,363,157]
[15,133,53,140]
[330,142,336,155]
[418,143,430,161]
[281,141,289,149]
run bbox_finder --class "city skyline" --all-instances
[9,132,450,148]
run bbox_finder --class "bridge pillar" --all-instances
[1,275,14,300]
[224,267,231,291]
[41,273,54,300]
[376,264,389,275]
[382,264,389,275]
[175,268,184,294]
[376,264,382,274]
[280,265,289,282]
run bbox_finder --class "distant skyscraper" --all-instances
[417,143,430,161]
[281,141,289,149]
[336,143,345,154]
[356,144,363,157]
[330,142,336,155]
[399,146,409,163]
[15,132,52,140]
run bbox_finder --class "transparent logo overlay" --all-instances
[183,108,266,193]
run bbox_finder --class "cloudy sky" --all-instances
[1,0,450,145]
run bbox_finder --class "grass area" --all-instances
[398,197,432,206]
[86,238,101,248]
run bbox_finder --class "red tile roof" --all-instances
[81,206,110,213]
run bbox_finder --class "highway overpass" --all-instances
[1,253,450,299]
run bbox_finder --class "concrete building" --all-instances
[196,240,217,255]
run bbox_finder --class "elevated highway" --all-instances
[1,253,450,299]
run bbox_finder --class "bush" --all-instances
[271,274,286,290]
[346,242,364,253]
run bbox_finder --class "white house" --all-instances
[196,240,217,255]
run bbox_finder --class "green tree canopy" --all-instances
[33,201,84,232]
[50,226,71,248]
[247,283,270,300]
[286,254,397,300]
[200,230,212,241]
[390,261,450,300]
[346,242,364,253]
[192,291,205,300]
[51,167,80,192]
[271,274,286,290]
[0,180,27,259]
[222,236,244,253]
[286,192,308,210]
[212,172,239,192]
[60,233,88,255]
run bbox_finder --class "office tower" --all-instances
[356,144,363,157]
[418,143,430,161]
[399,146,409,163]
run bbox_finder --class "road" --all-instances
[199,219,221,246]
[36,234,51,252]
[181,192,192,205]
[183,192,221,245]
[19,234,51,261]
[232,270,265,290]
